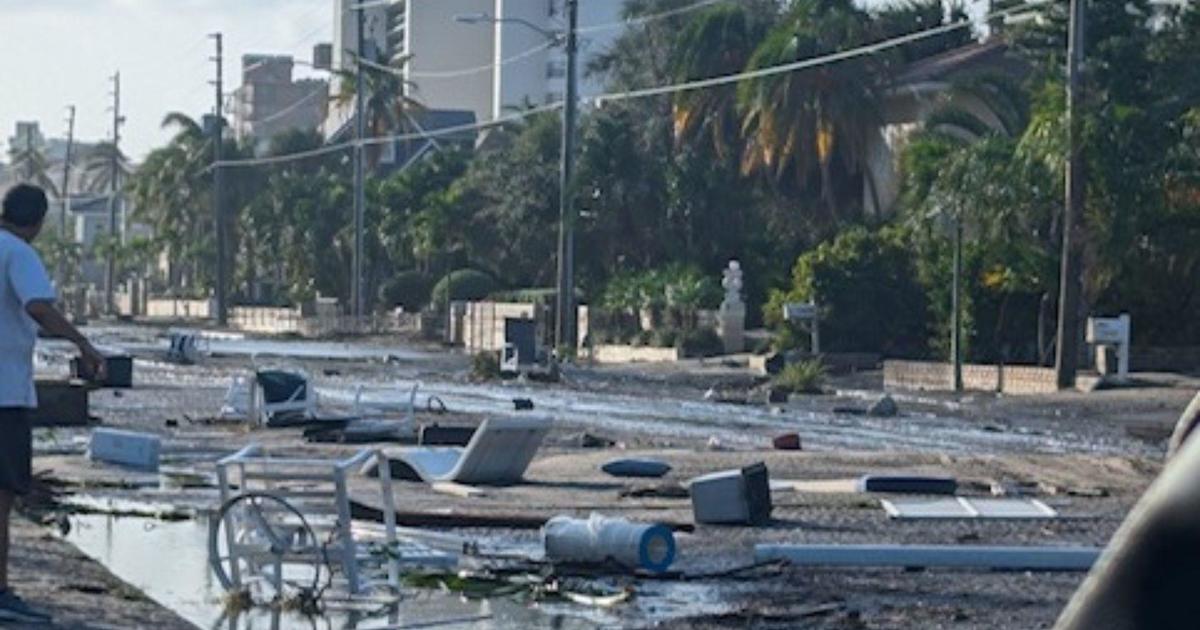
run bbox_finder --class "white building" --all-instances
[326,0,625,135]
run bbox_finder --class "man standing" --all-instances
[0,184,105,623]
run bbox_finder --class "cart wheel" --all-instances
[208,492,327,603]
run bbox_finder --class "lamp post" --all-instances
[457,1,580,354]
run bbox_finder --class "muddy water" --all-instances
[63,514,593,629]
[63,514,732,629]
[64,324,1143,457]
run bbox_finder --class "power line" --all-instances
[408,41,557,79]
[576,0,727,34]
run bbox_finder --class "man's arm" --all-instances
[26,300,106,379]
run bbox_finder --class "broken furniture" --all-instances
[31,379,92,427]
[72,351,133,388]
[369,416,552,485]
[211,444,453,601]
[755,544,1099,571]
[253,369,319,426]
[881,496,1059,519]
[689,462,772,525]
[166,330,201,364]
[88,428,161,471]
[543,513,677,573]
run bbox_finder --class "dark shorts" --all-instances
[0,408,32,495]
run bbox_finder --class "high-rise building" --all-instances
[326,0,625,135]
[232,54,329,153]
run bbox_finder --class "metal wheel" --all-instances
[208,492,327,603]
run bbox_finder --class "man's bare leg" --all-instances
[0,489,11,592]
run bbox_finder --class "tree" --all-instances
[7,145,58,196]
[81,141,132,194]
[333,51,423,169]
[127,113,215,294]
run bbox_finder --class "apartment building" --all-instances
[327,0,625,131]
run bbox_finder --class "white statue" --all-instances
[722,260,743,308]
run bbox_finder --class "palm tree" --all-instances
[670,3,775,162]
[81,141,132,194]
[738,0,882,222]
[7,145,58,196]
[333,51,423,169]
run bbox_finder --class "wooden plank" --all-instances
[430,482,487,498]
[773,479,861,494]
[755,544,1100,571]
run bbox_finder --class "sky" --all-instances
[0,0,987,162]
[0,0,333,161]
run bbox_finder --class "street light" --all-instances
[456,2,580,355]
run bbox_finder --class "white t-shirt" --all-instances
[0,228,56,408]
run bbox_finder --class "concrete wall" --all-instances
[462,301,537,352]
[884,360,1059,395]
[592,344,682,364]
[145,298,214,320]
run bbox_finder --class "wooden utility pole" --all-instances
[210,33,228,326]
[105,73,122,316]
[1055,0,1086,389]
[554,0,580,353]
[352,5,366,321]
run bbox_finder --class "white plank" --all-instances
[755,544,1099,571]
[882,497,1059,519]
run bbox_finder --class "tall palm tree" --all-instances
[738,0,882,222]
[81,141,132,194]
[670,2,775,162]
[333,51,423,169]
[7,145,58,196]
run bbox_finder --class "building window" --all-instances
[546,60,566,79]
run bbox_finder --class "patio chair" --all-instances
[212,445,454,599]
[371,416,552,486]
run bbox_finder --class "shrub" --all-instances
[470,350,500,381]
[430,269,497,310]
[631,330,653,347]
[774,360,826,394]
[378,270,433,311]
[678,328,723,357]
[652,328,679,348]
[765,227,928,357]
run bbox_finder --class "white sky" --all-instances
[0,0,332,161]
[0,0,986,162]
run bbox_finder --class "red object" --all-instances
[773,433,802,451]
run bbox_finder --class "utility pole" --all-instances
[352,4,367,321]
[554,0,579,354]
[105,73,122,317]
[58,105,76,289]
[210,33,228,326]
[1055,0,1085,389]
[951,213,964,392]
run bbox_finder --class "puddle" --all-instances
[63,514,729,629]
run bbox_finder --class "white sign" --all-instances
[783,303,818,321]
[1086,316,1129,345]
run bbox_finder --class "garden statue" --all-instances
[718,260,745,354]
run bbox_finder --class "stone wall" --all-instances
[591,344,683,364]
[145,298,213,320]
[884,360,1059,395]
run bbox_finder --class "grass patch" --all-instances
[773,360,826,395]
